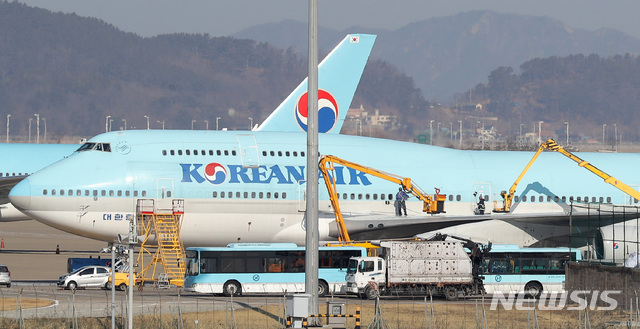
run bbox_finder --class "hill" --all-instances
[0,2,425,139]
[234,11,640,101]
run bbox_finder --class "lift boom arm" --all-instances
[318,155,445,242]
[496,139,640,213]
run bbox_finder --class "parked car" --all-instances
[0,264,11,287]
[107,272,137,291]
[57,265,110,290]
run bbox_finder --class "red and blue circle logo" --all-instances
[295,90,339,133]
[204,163,227,185]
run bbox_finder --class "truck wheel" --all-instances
[364,285,379,300]
[444,287,458,301]
[223,281,241,297]
[524,282,543,299]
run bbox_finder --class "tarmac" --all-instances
[0,219,108,281]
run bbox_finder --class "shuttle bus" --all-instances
[481,244,582,298]
[183,243,366,296]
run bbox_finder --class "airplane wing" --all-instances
[0,176,26,204]
[327,213,493,240]
[332,209,637,241]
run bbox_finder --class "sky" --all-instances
[16,0,640,39]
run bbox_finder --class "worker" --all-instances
[476,194,485,215]
[395,187,409,216]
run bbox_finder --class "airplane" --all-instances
[0,143,78,221]
[8,34,640,263]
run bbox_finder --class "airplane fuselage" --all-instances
[10,130,640,247]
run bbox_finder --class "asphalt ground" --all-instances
[0,219,108,282]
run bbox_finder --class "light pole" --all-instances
[6,114,10,143]
[204,120,209,130]
[602,124,606,144]
[458,120,462,149]
[519,123,524,138]
[614,123,618,150]
[43,118,46,142]
[248,117,253,131]
[478,121,485,150]
[34,113,40,143]
[538,121,543,144]
[105,115,111,133]
[191,119,196,130]
[109,119,113,132]
[216,117,221,130]
[449,122,453,140]
[564,121,569,146]
[429,120,434,145]
[144,115,150,130]
[28,118,32,143]
[122,118,127,130]
[157,120,165,129]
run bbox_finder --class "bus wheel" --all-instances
[317,281,329,297]
[444,287,458,301]
[223,281,241,297]
[524,282,542,299]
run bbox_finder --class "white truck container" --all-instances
[345,241,484,300]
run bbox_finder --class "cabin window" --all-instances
[125,191,130,197]
[259,192,264,199]
[186,150,191,156]
[109,190,114,197]
[117,190,122,197]
[236,192,240,198]
[270,151,275,156]
[52,189,57,196]
[244,192,248,198]
[42,189,48,196]
[133,191,138,197]
[178,150,183,155]
[209,150,214,156]
[277,151,282,156]
[282,192,287,199]
[539,196,544,202]
[554,196,559,202]
[514,196,519,202]
[373,194,378,200]
[266,192,271,199]
[576,197,581,202]
[101,190,106,197]
[170,150,175,156]
[60,189,65,196]
[224,150,229,156]
[217,150,222,156]
[293,151,298,157]
[212,192,217,198]
[262,151,267,156]
[301,151,306,157]
[274,192,279,199]
[350,193,355,200]
[251,192,256,198]
[193,150,198,155]
[232,150,236,156]
[606,197,611,203]
[286,151,290,156]
[162,150,167,156]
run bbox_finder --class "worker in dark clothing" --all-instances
[395,187,409,216]
[475,193,485,215]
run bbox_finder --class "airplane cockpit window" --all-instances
[76,142,111,152]
[77,143,96,152]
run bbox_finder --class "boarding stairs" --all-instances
[135,199,186,287]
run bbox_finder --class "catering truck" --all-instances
[345,240,486,300]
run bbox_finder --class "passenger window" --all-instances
[456,195,461,201]
[212,191,217,198]
[178,150,183,155]
[373,194,378,200]
[259,192,264,199]
[282,192,286,199]
[606,197,611,203]
[599,197,603,203]
[286,151,290,156]
[101,190,106,197]
[220,192,225,198]
[141,191,147,197]
[193,150,197,155]
[133,191,138,197]
[52,189,57,196]
[186,150,191,155]
[236,192,240,198]
[274,192,279,199]
[358,194,362,200]
[68,189,73,196]
[209,150,214,156]
[350,194,355,200]
[117,191,122,197]
[93,190,98,197]
[539,196,543,202]
[125,191,130,197]
[170,150,175,156]
[232,150,236,156]
[109,190,114,197]
[251,192,256,198]
[266,192,271,198]
[301,151,306,157]
[217,150,221,156]
[293,151,298,157]
[43,189,48,196]
[162,150,167,156]
[76,190,81,196]
[60,189,65,196]
[278,151,282,156]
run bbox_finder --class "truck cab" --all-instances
[345,256,386,298]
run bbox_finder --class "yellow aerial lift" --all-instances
[494,139,640,213]
[318,155,446,248]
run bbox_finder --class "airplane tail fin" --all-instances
[255,34,376,134]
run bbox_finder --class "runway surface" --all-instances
[0,220,107,281]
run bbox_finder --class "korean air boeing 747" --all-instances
[7,34,640,263]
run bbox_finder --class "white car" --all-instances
[0,264,10,287]
[57,265,110,290]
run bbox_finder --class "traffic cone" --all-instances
[1,239,4,249]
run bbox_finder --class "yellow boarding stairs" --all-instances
[135,199,186,288]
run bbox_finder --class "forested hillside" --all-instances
[461,54,640,140]
[0,2,427,139]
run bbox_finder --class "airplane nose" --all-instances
[9,178,31,211]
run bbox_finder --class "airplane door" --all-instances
[156,178,174,210]
[298,180,307,212]
[474,182,492,212]
[236,134,260,168]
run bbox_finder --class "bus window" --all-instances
[267,257,283,272]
